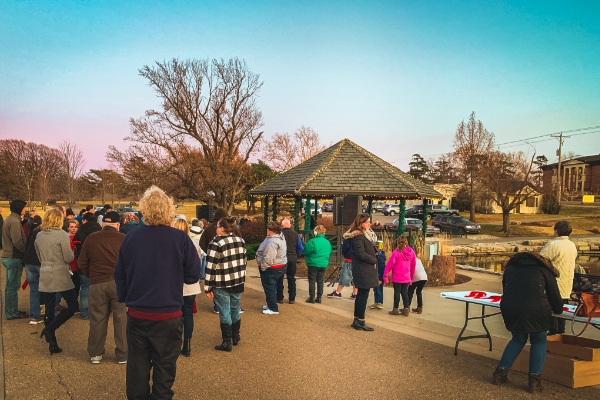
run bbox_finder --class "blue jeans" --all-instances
[79,274,89,319]
[25,264,41,319]
[260,267,286,312]
[498,331,547,375]
[200,256,207,279]
[374,282,383,303]
[2,258,24,318]
[213,288,241,325]
[182,295,196,339]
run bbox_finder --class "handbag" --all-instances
[570,292,600,336]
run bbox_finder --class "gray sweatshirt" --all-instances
[256,234,287,271]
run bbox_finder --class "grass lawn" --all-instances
[0,200,262,222]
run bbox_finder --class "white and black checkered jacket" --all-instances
[204,234,247,292]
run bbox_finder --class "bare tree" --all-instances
[481,151,537,234]
[295,126,327,163]
[124,58,264,213]
[58,141,86,206]
[261,133,298,171]
[36,145,63,210]
[262,126,327,172]
[453,112,495,222]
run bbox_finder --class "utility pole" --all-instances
[551,132,570,204]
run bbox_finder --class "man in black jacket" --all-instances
[277,219,303,304]
[73,212,101,320]
[1,200,28,320]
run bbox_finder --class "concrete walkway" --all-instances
[1,262,599,399]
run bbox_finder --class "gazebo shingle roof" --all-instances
[250,139,442,199]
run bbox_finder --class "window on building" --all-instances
[526,197,536,207]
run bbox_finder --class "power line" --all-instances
[495,125,600,147]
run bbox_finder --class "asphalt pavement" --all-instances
[2,261,600,399]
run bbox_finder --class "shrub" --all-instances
[240,217,266,244]
[541,194,561,214]
[317,215,334,229]
[245,243,260,260]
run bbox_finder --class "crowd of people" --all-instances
[1,191,579,397]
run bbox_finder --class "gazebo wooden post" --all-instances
[272,195,278,222]
[263,195,270,230]
[293,196,301,232]
[422,198,428,237]
[396,199,406,238]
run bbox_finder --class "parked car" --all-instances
[361,201,387,213]
[301,199,322,216]
[382,218,440,236]
[435,215,481,235]
[322,202,333,212]
[381,203,401,216]
[406,204,459,219]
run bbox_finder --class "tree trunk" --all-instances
[502,209,511,235]
[431,255,456,284]
[469,180,476,222]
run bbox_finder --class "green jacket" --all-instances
[303,234,332,268]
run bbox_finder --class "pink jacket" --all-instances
[383,247,416,285]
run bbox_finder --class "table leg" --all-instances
[454,302,470,356]
[481,304,492,351]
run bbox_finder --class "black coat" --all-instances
[348,231,378,289]
[73,221,102,257]
[501,252,563,333]
[23,227,41,266]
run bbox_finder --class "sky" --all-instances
[1,0,599,172]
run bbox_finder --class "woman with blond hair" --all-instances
[171,217,201,357]
[115,186,200,399]
[35,208,77,354]
[304,225,332,304]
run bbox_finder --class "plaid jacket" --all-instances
[204,234,247,292]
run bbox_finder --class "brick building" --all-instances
[541,154,600,195]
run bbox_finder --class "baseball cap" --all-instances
[103,211,121,224]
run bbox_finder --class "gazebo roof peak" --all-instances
[250,138,442,200]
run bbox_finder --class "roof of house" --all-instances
[541,154,600,169]
[250,138,442,199]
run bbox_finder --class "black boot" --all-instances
[41,308,74,355]
[528,374,543,393]
[181,338,191,357]
[232,320,241,346]
[492,367,509,385]
[351,318,374,331]
[215,323,232,352]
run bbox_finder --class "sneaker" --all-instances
[350,294,357,300]
[91,355,102,364]
[213,306,219,314]
[327,291,342,299]
[262,309,279,315]
[306,297,315,304]
[29,318,43,325]
[7,313,28,320]
[288,300,295,304]
[277,299,284,304]
[262,305,269,310]
[239,308,244,314]
[369,302,379,309]
[117,360,127,364]
[376,303,384,309]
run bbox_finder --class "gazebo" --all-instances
[250,138,442,237]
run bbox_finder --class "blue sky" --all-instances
[1,0,599,170]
